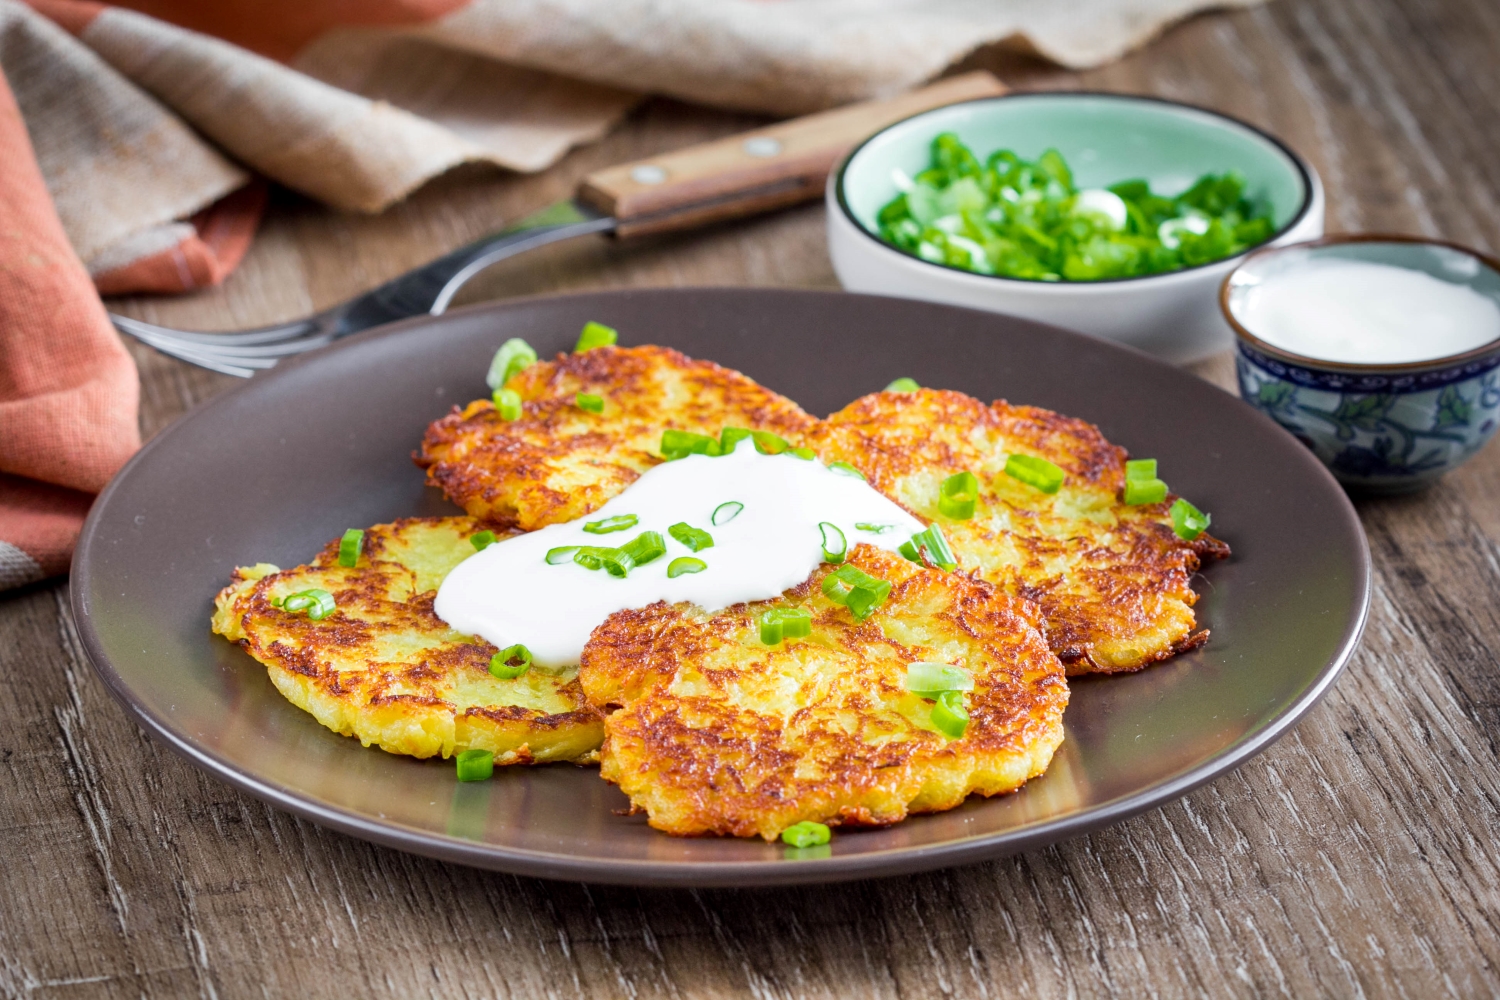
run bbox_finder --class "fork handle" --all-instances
[577,72,1006,238]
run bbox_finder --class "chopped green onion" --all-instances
[584,514,638,535]
[855,522,896,534]
[668,556,707,578]
[712,501,744,526]
[668,522,714,552]
[455,748,494,782]
[486,337,538,390]
[719,427,753,454]
[573,546,614,571]
[885,377,920,392]
[899,524,957,571]
[905,662,974,695]
[827,461,866,479]
[1004,454,1065,493]
[575,321,618,352]
[545,545,580,565]
[493,387,522,421]
[818,522,846,564]
[930,691,969,739]
[661,429,720,460]
[760,607,812,645]
[780,820,832,847]
[788,447,816,460]
[470,530,497,551]
[751,430,789,455]
[576,392,604,414]
[338,528,363,567]
[1171,498,1211,540]
[281,588,336,620]
[489,644,532,679]
[821,564,891,621]
[1125,458,1158,481]
[615,531,666,572]
[1123,477,1168,506]
[938,471,978,520]
[270,595,283,608]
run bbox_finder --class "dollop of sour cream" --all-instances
[1235,258,1500,364]
[434,442,925,668]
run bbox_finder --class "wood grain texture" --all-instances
[5,0,1500,996]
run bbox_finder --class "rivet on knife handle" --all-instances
[577,71,1007,238]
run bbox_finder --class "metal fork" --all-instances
[111,203,615,378]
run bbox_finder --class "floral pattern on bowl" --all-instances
[1235,343,1500,490]
[1224,235,1500,493]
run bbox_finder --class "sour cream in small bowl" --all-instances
[1224,235,1500,492]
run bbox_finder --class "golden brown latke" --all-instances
[810,389,1229,674]
[211,517,602,764]
[417,345,817,530]
[579,546,1068,840]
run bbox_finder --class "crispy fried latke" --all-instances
[211,517,602,764]
[417,345,817,530]
[811,389,1230,675]
[579,546,1068,840]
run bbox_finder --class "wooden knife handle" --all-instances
[578,72,1006,238]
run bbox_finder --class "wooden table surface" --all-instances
[6,0,1500,995]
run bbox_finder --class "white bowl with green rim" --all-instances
[827,92,1324,363]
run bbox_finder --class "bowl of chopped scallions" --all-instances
[828,92,1323,362]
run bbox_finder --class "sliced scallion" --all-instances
[855,522,896,534]
[661,429,720,460]
[1123,477,1168,506]
[338,528,364,567]
[818,522,847,564]
[905,662,974,695]
[1004,453,1065,494]
[615,531,666,571]
[470,530,497,551]
[827,461,866,480]
[821,564,891,621]
[938,471,978,520]
[545,545,580,565]
[719,427,753,454]
[1125,458,1158,481]
[1171,498,1211,540]
[788,447,816,460]
[885,377,920,392]
[576,392,605,414]
[493,387,522,422]
[282,588,336,620]
[486,338,537,390]
[751,430,789,455]
[780,820,831,848]
[584,514,638,535]
[668,522,714,552]
[930,691,969,740]
[899,524,956,571]
[573,546,614,571]
[668,556,707,578]
[575,321,618,352]
[455,748,494,782]
[760,607,812,645]
[711,501,744,526]
[489,644,532,679]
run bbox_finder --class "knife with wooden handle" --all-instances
[342,72,1005,325]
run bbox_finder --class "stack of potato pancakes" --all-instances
[213,342,1227,841]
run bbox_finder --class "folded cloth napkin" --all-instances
[1,0,1263,590]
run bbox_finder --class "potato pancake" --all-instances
[811,389,1230,674]
[418,345,817,530]
[579,546,1068,840]
[211,517,602,764]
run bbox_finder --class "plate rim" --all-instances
[71,287,1372,886]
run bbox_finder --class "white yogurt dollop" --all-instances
[434,443,925,668]
[1236,258,1500,364]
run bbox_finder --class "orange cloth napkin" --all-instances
[0,69,138,587]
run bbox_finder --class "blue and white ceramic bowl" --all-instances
[1223,235,1500,493]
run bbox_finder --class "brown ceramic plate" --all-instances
[71,289,1368,886]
